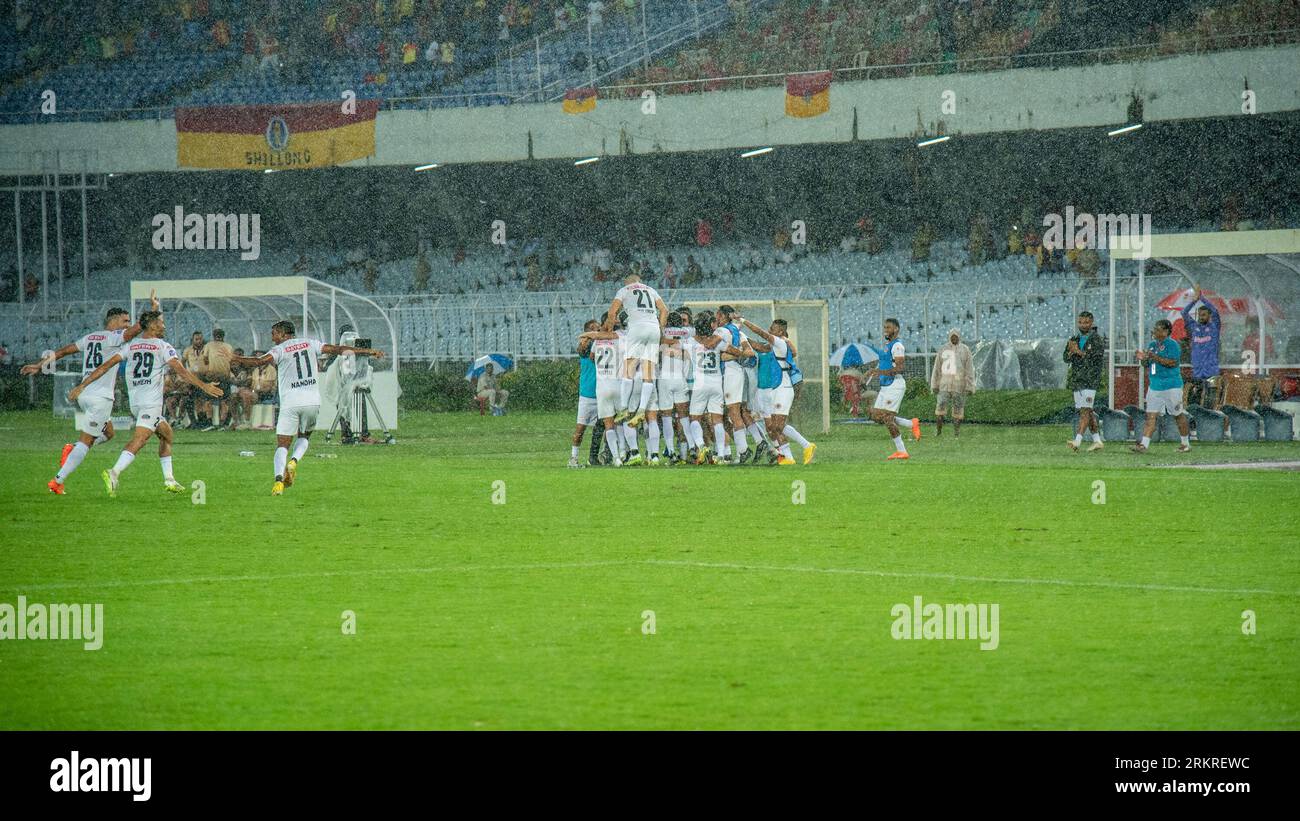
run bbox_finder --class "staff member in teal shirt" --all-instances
[1133,319,1191,454]
[570,319,602,467]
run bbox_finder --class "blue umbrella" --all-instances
[466,354,515,381]
[829,343,877,368]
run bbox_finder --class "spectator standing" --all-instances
[202,328,236,429]
[182,331,209,428]
[930,328,975,436]
[1180,285,1221,406]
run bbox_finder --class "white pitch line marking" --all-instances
[7,559,1297,599]
[640,560,1300,598]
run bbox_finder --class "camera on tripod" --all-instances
[325,331,395,445]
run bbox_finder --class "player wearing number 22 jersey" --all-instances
[67,309,223,498]
[231,320,386,496]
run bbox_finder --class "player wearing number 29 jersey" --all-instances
[122,337,181,428]
[67,309,223,498]
[19,301,158,495]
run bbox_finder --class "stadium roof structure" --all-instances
[1106,229,1300,405]
[128,276,399,368]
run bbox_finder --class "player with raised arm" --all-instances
[865,318,922,460]
[712,306,759,464]
[739,316,815,465]
[67,309,222,497]
[606,273,668,428]
[20,292,159,493]
[230,320,385,495]
[685,310,743,464]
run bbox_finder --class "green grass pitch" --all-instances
[1,409,1297,729]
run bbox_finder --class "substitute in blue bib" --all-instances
[1132,318,1191,455]
[570,319,602,467]
[866,318,921,460]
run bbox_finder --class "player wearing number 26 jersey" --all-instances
[19,302,154,494]
[67,309,222,498]
[232,320,385,496]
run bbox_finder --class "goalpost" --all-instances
[682,299,831,434]
[129,276,402,429]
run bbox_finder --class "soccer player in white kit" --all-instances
[68,309,223,497]
[20,293,160,494]
[605,274,667,428]
[684,310,743,464]
[231,320,385,495]
[655,311,692,464]
[579,321,628,466]
[739,316,816,465]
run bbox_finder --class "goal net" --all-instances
[682,299,830,433]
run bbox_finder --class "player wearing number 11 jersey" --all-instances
[231,320,385,496]
[68,310,223,497]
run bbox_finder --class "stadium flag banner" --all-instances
[562,87,597,114]
[175,100,380,170]
[785,71,831,118]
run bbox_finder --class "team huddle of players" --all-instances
[24,298,383,497]
[567,274,819,467]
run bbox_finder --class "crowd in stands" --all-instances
[3,0,1296,116]
[618,0,1300,95]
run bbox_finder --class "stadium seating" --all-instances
[3,0,1293,120]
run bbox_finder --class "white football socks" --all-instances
[892,435,907,453]
[111,450,135,476]
[647,419,660,455]
[274,446,288,479]
[893,415,911,427]
[1140,436,1151,448]
[570,444,580,459]
[690,420,705,449]
[747,422,768,445]
[56,442,90,482]
[661,418,675,453]
[637,381,654,412]
[160,455,174,482]
[712,422,727,453]
[292,437,310,461]
[783,425,810,448]
[733,427,747,456]
[1073,433,1084,446]
[618,378,635,411]
[603,429,621,459]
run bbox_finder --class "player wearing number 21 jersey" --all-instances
[605,274,667,428]
[19,295,164,494]
[231,320,385,496]
[68,309,223,497]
